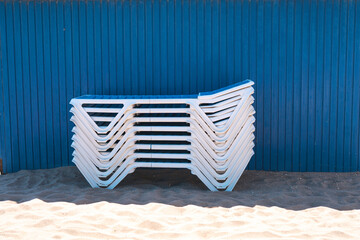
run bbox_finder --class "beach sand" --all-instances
[0,166,359,239]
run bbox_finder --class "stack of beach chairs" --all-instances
[70,80,255,191]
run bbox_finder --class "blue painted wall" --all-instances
[0,0,359,173]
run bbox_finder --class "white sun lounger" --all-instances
[70,80,255,191]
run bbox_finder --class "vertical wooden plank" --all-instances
[123,0,131,94]
[226,0,234,85]
[167,0,175,94]
[182,0,190,93]
[9,1,18,171]
[314,0,325,172]
[57,0,68,167]
[13,1,27,170]
[196,0,204,91]
[160,0,169,94]
[241,0,249,78]
[109,0,117,95]
[336,0,348,172]
[101,0,109,93]
[43,1,55,168]
[72,1,80,97]
[329,0,340,172]
[351,0,360,171]
[292,0,302,171]
[137,0,146,94]
[189,0,197,92]
[248,0,257,169]
[277,0,287,171]
[233,0,241,85]
[219,0,226,86]
[203,0,212,92]
[64,0,74,164]
[256,0,264,170]
[93,0,102,94]
[152,0,160,94]
[130,0,139,94]
[174,0,182,94]
[115,0,124,95]
[86,0,95,94]
[50,0,61,168]
[285,0,295,171]
[307,0,317,172]
[270,0,279,171]
[6,2,15,170]
[0,2,3,164]
[300,0,309,171]
[79,0,88,96]
[263,0,271,170]
[20,1,34,169]
[344,0,356,172]
[35,0,48,169]
[211,0,219,90]
[145,0,153,94]
[322,0,333,171]
[0,1,12,173]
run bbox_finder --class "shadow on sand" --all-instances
[0,166,359,211]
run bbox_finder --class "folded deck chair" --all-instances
[70,80,255,191]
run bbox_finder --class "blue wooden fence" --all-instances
[0,0,359,173]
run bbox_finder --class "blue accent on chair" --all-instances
[76,94,198,100]
[199,80,253,97]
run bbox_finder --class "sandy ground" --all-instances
[0,166,360,239]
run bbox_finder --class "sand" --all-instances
[0,166,360,239]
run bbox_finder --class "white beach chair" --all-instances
[70,80,255,191]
